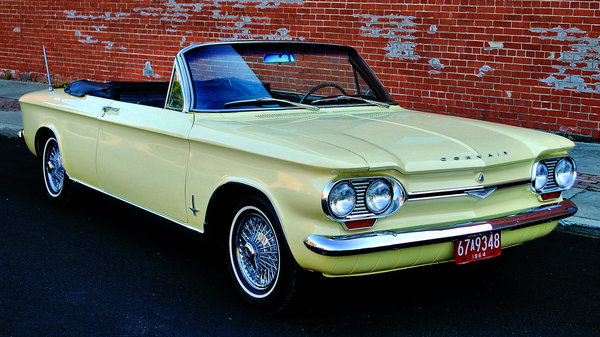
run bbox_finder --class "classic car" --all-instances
[19,41,578,311]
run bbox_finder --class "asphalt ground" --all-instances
[1,135,599,336]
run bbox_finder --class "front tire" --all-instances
[227,197,297,312]
[42,136,72,203]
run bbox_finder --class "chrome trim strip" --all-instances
[174,51,193,113]
[407,179,530,201]
[305,199,577,256]
[71,178,202,234]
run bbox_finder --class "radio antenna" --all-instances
[43,46,53,93]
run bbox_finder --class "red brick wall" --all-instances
[1,0,599,139]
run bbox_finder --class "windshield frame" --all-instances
[177,41,396,113]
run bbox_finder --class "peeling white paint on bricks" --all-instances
[74,30,125,50]
[64,10,131,21]
[218,15,298,40]
[212,7,302,40]
[531,26,600,93]
[215,0,302,9]
[133,1,200,23]
[131,0,303,40]
[75,31,98,44]
[91,25,107,32]
[486,41,504,50]
[355,14,420,59]
[65,0,305,49]
[476,65,494,78]
[103,41,126,51]
[132,0,302,24]
[428,58,445,74]
[212,0,304,40]
[143,61,161,78]
[212,10,238,20]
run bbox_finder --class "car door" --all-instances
[96,101,194,223]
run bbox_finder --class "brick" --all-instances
[0,0,598,141]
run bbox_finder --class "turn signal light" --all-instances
[541,191,562,201]
[345,219,376,230]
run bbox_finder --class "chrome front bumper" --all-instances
[304,199,577,256]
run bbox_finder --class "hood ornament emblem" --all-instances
[466,187,496,199]
[478,173,485,183]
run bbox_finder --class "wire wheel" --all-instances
[43,137,65,198]
[230,206,280,298]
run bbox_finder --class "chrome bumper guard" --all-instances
[304,199,577,256]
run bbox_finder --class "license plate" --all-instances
[455,231,501,265]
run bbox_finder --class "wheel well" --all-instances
[34,127,55,158]
[204,182,275,238]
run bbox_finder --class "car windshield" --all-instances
[183,43,393,111]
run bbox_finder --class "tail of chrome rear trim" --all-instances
[304,199,577,256]
[17,129,24,139]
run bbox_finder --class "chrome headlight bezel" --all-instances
[322,176,406,222]
[531,156,577,194]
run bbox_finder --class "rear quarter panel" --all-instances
[20,89,106,187]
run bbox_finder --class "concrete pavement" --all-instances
[1,79,598,232]
[0,79,46,137]
[0,79,47,99]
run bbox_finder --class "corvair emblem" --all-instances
[440,151,509,162]
[477,173,485,183]
[466,187,496,199]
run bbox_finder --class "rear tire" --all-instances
[42,136,72,204]
[227,196,298,312]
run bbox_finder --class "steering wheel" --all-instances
[299,83,347,104]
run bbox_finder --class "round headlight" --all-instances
[555,158,576,189]
[366,179,392,214]
[328,182,356,218]
[533,162,548,192]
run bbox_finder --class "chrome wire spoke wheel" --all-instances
[230,206,281,299]
[43,137,65,197]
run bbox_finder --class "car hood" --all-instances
[195,106,574,173]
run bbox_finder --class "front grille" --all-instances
[543,158,560,191]
[348,179,374,218]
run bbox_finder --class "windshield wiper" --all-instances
[223,97,320,112]
[311,95,390,108]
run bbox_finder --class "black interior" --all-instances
[65,80,169,108]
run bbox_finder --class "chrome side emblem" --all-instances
[189,194,199,216]
[466,187,496,199]
[477,173,485,183]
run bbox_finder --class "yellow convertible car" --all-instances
[19,42,577,311]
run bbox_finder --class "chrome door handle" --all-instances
[102,106,120,112]
[101,106,120,117]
